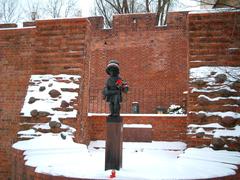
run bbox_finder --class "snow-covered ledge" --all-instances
[123,124,152,128]
[88,113,187,117]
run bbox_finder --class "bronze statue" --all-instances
[103,60,128,116]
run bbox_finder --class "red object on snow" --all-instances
[110,170,116,178]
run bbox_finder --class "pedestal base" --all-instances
[105,116,123,170]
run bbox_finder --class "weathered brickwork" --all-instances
[89,115,187,142]
[0,18,91,179]
[187,11,240,148]
[88,12,189,113]
[0,10,239,179]
[0,27,36,179]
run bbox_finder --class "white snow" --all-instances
[198,95,240,102]
[214,126,240,138]
[229,48,239,51]
[21,74,81,120]
[196,127,205,133]
[191,86,237,93]
[123,124,152,128]
[188,123,240,138]
[190,66,240,82]
[17,74,80,140]
[33,122,76,132]
[89,140,186,151]
[12,135,240,179]
[188,123,224,129]
[167,104,185,114]
[183,91,188,94]
[179,147,240,165]
[17,129,43,139]
[198,111,240,119]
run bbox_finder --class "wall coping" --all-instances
[0,26,35,31]
[189,8,240,14]
[88,113,187,117]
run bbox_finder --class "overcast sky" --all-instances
[80,0,200,16]
[13,0,200,25]
[19,0,200,17]
[80,0,94,17]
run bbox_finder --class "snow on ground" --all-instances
[12,134,240,180]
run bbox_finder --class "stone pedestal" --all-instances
[105,116,123,170]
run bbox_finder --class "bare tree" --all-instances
[156,0,171,25]
[64,0,80,17]
[94,0,176,27]
[44,0,81,18]
[45,0,63,18]
[0,0,21,23]
[23,0,41,21]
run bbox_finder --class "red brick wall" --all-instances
[0,18,91,179]
[187,11,240,147]
[89,115,187,142]
[1,10,239,179]
[88,12,189,113]
[0,27,36,179]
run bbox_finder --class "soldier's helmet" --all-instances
[106,60,120,76]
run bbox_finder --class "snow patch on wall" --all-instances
[197,111,240,119]
[190,66,240,83]
[21,74,81,119]
[188,123,240,138]
[198,95,240,102]
[18,74,81,140]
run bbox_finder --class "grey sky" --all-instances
[1,0,200,25]
[20,0,199,18]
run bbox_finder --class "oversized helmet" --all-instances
[106,60,120,75]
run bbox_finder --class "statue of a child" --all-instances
[103,60,128,116]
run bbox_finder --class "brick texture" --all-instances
[89,115,187,142]
[88,12,189,113]
[187,11,240,148]
[0,18,91,179]
[123,127,152,142]
[0,10,240,179]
